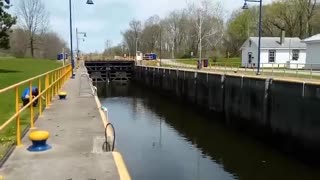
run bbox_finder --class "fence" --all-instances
[0,64,72,154]
[154,60,320,81]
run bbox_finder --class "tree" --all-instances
[140,15,161,53]
[129,19,142,54]
[187,0,225,59]
[163,10,188,58]
[122,29,136,56]
[0,0,17,49]
[10,28,67,59]
[16,0,49,57]
[9,28,28,57]
[263,0,319,38]
[41,32,67,59]
[225,8,258,56]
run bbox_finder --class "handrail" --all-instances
[0,64,72,147]
[0,65,69,93]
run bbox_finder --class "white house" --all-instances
[302,34,320,69]
[241,33,306,68]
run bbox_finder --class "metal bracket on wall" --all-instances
[302,82,306,97]
[241,75,244,88]
[221,75,225,89]
[264,78,272,99]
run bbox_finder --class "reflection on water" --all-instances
[99,83,320,180]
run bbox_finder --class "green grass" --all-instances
[176,57,241,66]
[0,58,61,158]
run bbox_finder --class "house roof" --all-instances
[302,34,320,43]
[243,37,306,49]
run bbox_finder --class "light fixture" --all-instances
[242,2,249,10]
[86,0,94,5]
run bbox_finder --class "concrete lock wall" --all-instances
[133,66,320,152]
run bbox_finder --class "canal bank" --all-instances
[133,66,320,162]
[99,83,320,180]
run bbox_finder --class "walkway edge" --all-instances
[91,84,131,180]
[112,152,132,180]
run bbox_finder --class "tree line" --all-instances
[0,0,67,59]
[108,0,320,59]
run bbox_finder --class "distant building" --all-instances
[240,32,306,68]
[302,34,320,69]
[136,51,143,61]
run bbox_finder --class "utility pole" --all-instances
[135,38,138,60]
[160,25,162,66]
[69,0,74,77]
[76,28,79,59]
[198,4,203,69]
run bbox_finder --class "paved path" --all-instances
[0,66,129,180]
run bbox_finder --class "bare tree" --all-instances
[188,0,225,59]
[104,39,112,56]
[163,10,188,58]
[16,0,49,57]
[129,20,142,54]
[122,30,136,56]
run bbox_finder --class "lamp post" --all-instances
[69,0,94,78]
[76,28,87,60]
[135,37,138,61]
[243,0,262,75]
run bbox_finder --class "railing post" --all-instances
[55,71,57,95]
[45,74,49,107]
[60,69,62,89]
[38,78,42,116]
[53,71,56,96]
[29,81,34,128]
[57,70,60,92]
[15,86,21,146]
[51,72,54,100]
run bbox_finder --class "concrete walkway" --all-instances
[0,67,126,180]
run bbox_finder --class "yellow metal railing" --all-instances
[0,64,72,147]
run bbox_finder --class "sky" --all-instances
[13,0,273,53]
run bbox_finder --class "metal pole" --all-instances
[199,10,202,70]
[135,38,138,61]
[160,26,162,67]
[69,0,74,77]
[257,0,262,75]
[62,48,65,66]
[76,28,79,60]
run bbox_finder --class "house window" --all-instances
[292,49,300,61]
[268,50,276,63]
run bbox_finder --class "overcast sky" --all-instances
[13,0,274,53]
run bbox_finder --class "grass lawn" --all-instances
[176,57,241,66]
[0,58,61,158]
